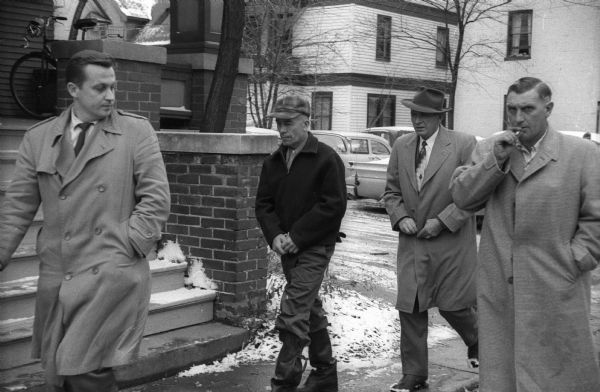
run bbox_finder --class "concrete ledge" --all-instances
[167,53,253,74]
[0,322,249,392]
[115,322,249,388]
[157,131,278,155]
[52,40,167,64]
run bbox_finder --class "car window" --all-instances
[350,138,369,154]
[371,140,390,155]
[317,134,347,153]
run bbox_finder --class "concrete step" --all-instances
[0,244,39,284]
[0,287,216,370]
[0,321,250,392]
[0,261,187,321]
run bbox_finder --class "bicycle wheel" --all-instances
[10,52,58,119]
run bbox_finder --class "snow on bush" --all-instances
[178,273,458,376]
[186,257,218,290]
[156,240,186,263]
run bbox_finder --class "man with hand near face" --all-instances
[451,77,600,391]
[383,87,479,392]
[255,95,347,392]
[0,50,170,391]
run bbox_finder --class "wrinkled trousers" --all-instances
[277,244,335,346]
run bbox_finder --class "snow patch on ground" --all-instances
[178,274,458,377]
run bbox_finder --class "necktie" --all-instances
[74,122,92,156]
[415,139,427,168]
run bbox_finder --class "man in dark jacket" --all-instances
[255,95,347,392]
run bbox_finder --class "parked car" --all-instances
[311,130,391,175]
[363,126,415,147]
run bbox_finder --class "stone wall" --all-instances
[158,131,278,321]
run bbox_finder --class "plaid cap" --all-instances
[268,95,311,119]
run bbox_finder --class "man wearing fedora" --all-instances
[255,95,347,392]
[383,87,479,391]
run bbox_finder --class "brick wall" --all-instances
[158,132,279,321]
[52,40,166,130]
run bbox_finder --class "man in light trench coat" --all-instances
[383,87,479,392]
[451,77,600,391]
[0,50,170,391]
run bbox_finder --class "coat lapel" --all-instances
[49,110,74,182]
[520,128,559,182]
[401,134,419,192]
[422,127,450,188]
[61,113,119,188]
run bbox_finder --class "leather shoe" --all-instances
[390,375,428,392]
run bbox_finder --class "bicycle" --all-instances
[9,15,66,118]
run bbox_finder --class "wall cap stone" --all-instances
[166,53,253,74]
[158,131,278,155]
[52,40,167,65]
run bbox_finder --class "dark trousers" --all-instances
[50,368,118,392]
[399,296,478,377]
[277,244,335,344]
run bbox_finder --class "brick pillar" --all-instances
[158,131,278,321]
[52,40,166,130]
[167,53,252,133]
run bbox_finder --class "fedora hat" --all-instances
[401,87,451,113]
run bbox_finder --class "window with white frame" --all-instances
[436,26,449,67]
[312,92,333,130]
[367,94,395,127]
[376,15,391,61]
[507,10,532,59]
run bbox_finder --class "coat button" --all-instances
[507,276,514,284]
[65,273,72,281]
[92,267,99,274]
[98,185,105,192]
[145,230,153,238]
[59,194,66,200]
[64,233,71,241]
[95,227,102,235]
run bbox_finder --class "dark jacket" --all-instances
[255,132,347,251]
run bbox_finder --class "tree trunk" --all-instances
[201,1,245,133]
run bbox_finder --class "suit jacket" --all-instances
[383,126,478,312]
[451,128,600,391]
[0,107,170,384]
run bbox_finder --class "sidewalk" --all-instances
[122,334,479,392]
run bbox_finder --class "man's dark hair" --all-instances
[66,50,114,86]
[507,77,552,101]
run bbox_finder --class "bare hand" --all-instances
[417,218,443,239]
[398,217,418,235]
[493,131,520,165]
[281,233,299,254]
[272,234,287,255]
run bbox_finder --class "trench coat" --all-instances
[450,128,600,391]
[383,127,478,313]
[0,107,170,385]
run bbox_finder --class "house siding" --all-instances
[455,1,600,137]
[281,2,455,133]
